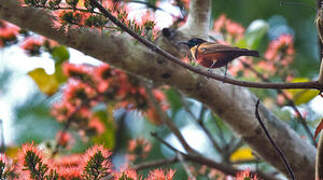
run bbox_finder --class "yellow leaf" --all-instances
[28,68,59,96]
[5,146,19,159]
[230,147,255,162]
[287,78,319,105]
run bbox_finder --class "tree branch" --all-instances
[133,157,179,171]
[144,84,199,155]
[0,1,317,179]
[255,100,295,180]
[315,132,323,179]
[179,0,211,38]
[241,62,316,146]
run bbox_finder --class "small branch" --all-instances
[255,100,295,180]
[89,0,323,91]
[144,84,198,155]
[315,132,323,179]
[179,94,222,153]
[133,157,178,171]
[212,114,226,145]
[242,62,316,146]
[177,152,195,179]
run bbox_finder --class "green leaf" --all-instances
[91,107,116,149]
[165,88,183,117]
[287,78,319,105]
[51,46,69,65]
[244,19,269,49]
[28,68,60,96]
[54,64,67,83]
[234,38,248,49]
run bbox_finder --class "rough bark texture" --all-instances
[0,0,317,179]
[316,133,323,180]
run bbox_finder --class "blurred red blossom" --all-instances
[20,37,44,55]
[236,169,258,180]
[146,169,176,180]
[127,137,152,162]
[0,20,20,47]
[56,131,75,149]
[213,14,245,41]
[89,116,106,134]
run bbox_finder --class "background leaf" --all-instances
[28,68,60,96]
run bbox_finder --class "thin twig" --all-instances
[179,94,222,153]
[177,152,195,179]
[212,114,226,145]
[242,62,316,146]
[133,157,179,171]
[255,99,295,180]
[89,0,323,91]
[52,94,101,156]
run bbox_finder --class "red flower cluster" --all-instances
[127,137,152,162]
[0,20,20,47]
[146,169,176,180]
[22,0,158,40]
[264,34,294,65]
[52,63,168,139]
[236,169,258,180]
[0,143,175,180]
[259,34,295,78]
[213,14,245,42]
[20,37,44,56]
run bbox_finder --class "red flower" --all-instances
[146,169,176,180]
[0,21,19,42]
[89,116,106,134]
[115,169,139,180]
[236,169,258,180]
[64,80,97,106]
[63,62,94,82]
[265,34,294,61]
[56,131,75,149]
[127,138,152,161]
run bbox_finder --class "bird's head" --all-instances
[178,38,207,48]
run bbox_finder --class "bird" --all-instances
[179,38,259,76]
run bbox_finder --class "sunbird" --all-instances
[179,38,259,76]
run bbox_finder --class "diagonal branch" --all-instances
[255,100,295,180]
[241,61,316,146]
[144,84,199,155]
[90,0,323,91]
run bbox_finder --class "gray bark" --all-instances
[0,0,316,179]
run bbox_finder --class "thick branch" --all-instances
[0,1,316,179]
[179,0,211,38]
[316,132,323,179]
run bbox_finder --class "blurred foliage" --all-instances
[13,92,61,144]
[212,0,319,77]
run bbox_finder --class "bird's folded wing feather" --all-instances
[197,42,248,55]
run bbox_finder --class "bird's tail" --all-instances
[242,50,260,57]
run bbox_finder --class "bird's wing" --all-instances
[197,43,245,55]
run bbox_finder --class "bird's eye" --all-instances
[201,48,206,52]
